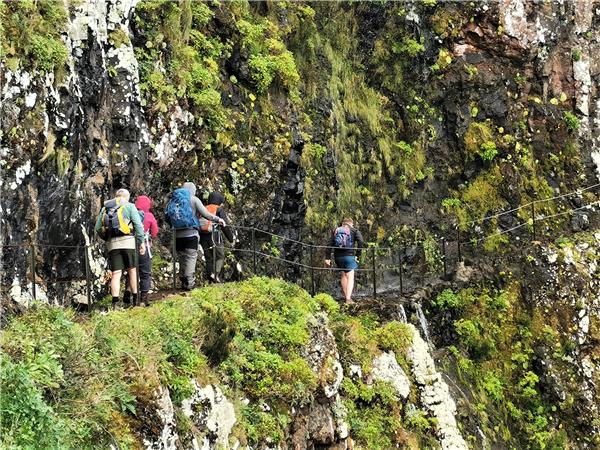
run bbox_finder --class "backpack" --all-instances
[199,204,219,232]
[334,225,353,249]
[165,188,200,229]
[97,199,132,240]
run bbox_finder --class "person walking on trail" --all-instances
[324,218,364,305]
[124,195,159,306]
[95,188,146,307]
[166,182,225,291]
[199,191,234,283]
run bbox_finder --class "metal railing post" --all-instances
[398,247,403,295]
[371,247,376,300]
[252,228,257,275]
[30,244,36,301]
[299,244,304,289]
[531,202,536,240]
[457,226,462,262]
[442,237,447,277]
[309,246,315,296]
[84,245,92,306]
[172,230,177,289]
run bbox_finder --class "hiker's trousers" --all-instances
[176,237,199,289]
[200,232,225,282]
[139,251,152,294]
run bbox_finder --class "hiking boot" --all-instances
[140,292,149,307]
[111,296,120,310]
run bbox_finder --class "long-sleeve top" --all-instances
[200,205,234,243]
[95,200,145,251]
[135,196,159,238]
[326,226,365,259]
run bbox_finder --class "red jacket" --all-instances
[135,196,159,238]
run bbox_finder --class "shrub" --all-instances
[464,121,494,157]
[563,111,579,132]
[479,141,498,161]
[1,0,68,73]
[374,321,412,356]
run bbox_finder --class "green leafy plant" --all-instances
[563,111,579,132]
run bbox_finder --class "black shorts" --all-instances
[108,249,136,271]
[176,236,199,252]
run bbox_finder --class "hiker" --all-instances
[124,195,159,306]
[95,188,145,307]
[166,182,225,290]
[199,191,235,283]
[324,218,364,304]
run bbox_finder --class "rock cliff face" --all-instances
[1,1,600,449]
[2,0,599,303]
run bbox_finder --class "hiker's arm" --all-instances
[129,205,145,245]
[219,208,235,242]
[354,229,365,259]
[194,198,224,225]
[94,210,103,232]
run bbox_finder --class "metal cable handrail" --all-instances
[2,190,599,303]
[465,181,600,226]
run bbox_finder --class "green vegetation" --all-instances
[563,111,580,132]
[134,1,302,124]
[108,28,130,48]
[134,1,226,125]
[479,141,498,161]
[329,311,421,448]
[1,278,430,449]
[437,285,575,448]
[464,121,495,159]
[430,48,452,72]
[0,0,68,73]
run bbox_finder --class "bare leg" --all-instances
[340,272,348,300]
[110,270,122,297]
[128,267,138,295]
[346,270,355,303]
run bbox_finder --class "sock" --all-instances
[112,296,119,304]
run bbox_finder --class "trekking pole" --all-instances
[309,246,315,296]
[371,247,377,300]
[135,248,140,306]
[30,244,36,301]
[84,245,92,306]
[251,228,257,275]
[172,230,177,289]
[212,224,217,283]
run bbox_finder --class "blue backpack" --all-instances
[334,225,353,249]
[165,188,199,229]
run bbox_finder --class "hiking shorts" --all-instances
[108,249,136,271]
[335,255,358,273]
